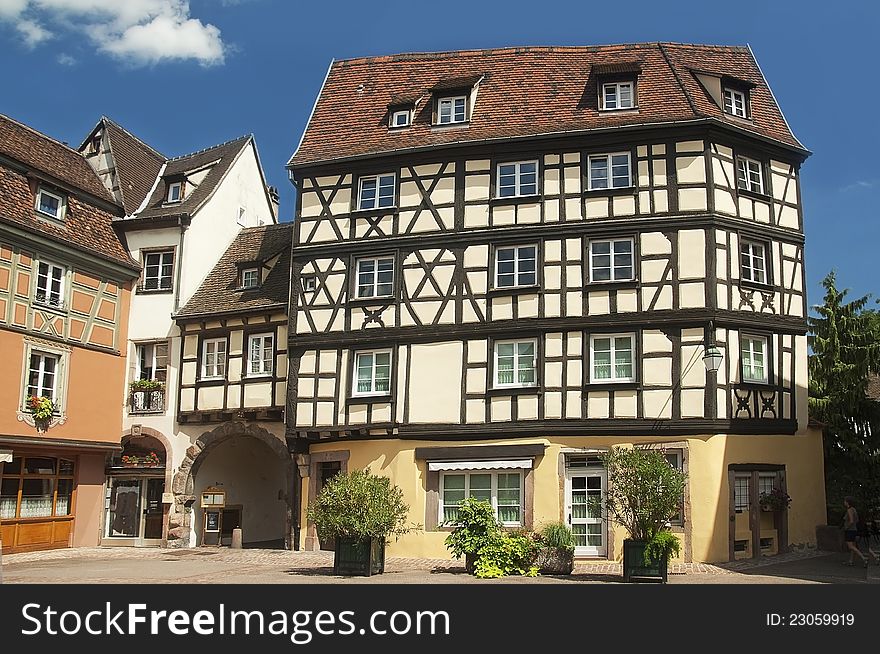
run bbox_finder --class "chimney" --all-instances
[268,185,280,220]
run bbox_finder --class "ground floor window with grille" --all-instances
[440,471,522,526]
[734,474,751,513]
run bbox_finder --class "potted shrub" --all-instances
[759,487,791,512]
[443,497,500,574]
[598,447,687,583]
[25,395,55,431]
[307,469,414,576]
[533,522,575,575]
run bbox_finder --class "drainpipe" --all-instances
[173,213,191,314]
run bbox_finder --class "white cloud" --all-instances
[56,51,75,65]
[0,0,226,65]
[841,180,877,193]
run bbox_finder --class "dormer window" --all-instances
[437,96,467,124]
[390,109,411,128]
[167,181,182,203]
[602,81,635,110]
[723,87,748,118]
[35,186,65,220]
[241,268,260,289]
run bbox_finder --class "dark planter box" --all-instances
[536,547,574,575]
[623,539,668,583]
[333,536,385,576]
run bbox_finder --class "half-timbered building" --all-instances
[286,43,826,562]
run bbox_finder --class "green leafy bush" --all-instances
[473,531,539,579]
[538,522,575,552]
[644,529,681,565]
[443,497,501,559]
[308,469,415,541]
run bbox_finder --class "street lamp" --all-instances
[702,344,723,373]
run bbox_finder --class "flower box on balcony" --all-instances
[129,381,166,414]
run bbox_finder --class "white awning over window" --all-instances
[427,459,533,472]
[0,449,12,463]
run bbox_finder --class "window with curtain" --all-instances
[35,261,65,308]
[353,350,392,396]
[740,240,768,284]
[441,471,522,526]
[590,334,635,382]
[494,340,536,387]
[247,333,274,376]
[202,338,227,379]
[0,456,75,519]
[740,335,768,383]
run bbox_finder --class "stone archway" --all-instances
[168,422,293,548]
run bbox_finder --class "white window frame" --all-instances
[602,81,635,110]
[495,160,539,198]
[19,340,69,415]
[241,267,260,289]
[34,260,66,309]
[167,181,182,203]
[247,333,274,377]
[437,95,467,124]
[135,341,168,382]
[352,349,392,397]
[35,187,65,220]
[357,173,396,211]
[589,333,636,383]
[740,334,769,384]
[664,450,685,525]
[494,244,538,288]
[493,339,538,389]
[201,338,227,380]
[588,238,635,283]
[588,152,632,190]
[440,470,523,527]
[723,88,748,118]
[355,256,394,299]
[737,157,764,194]
[25,351,60,405]
[390,109,411,127]
[740,240,768,285]
[142,250,174,291]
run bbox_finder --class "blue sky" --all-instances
[0,0,877,306]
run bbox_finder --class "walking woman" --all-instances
[843,497,872,567]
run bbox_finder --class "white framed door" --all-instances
[565,469,607,557]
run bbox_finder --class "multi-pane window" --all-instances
[202,338,227,379]
[736,157,764,194]
[167,181,182,203]
[664,451,684,525]
[136,342,168,382]
[437,96,467,124]
[723,88,747,118]
[353,350,391,396]
[242,268,260,289]
[356,256,394,298]
[358,173,396,210]
[590,334,635,383]
[589,239,634,282]
[741,335,768,383]
[1,457,75,520]
[494,340,536,387]
[496,160,538,198]
[35,261,65,308]
[35,187,64,220]
[27,351,59,403]
[588,153,631,189]
[495,245,537,288]
[247,333,274,376]
[740,240,768,284]
[758,473,776,498]
[143,251,174,291]
[390,109,411,127]
[602,81,634,110]
[734,475,750,512]
[441,471,522,526]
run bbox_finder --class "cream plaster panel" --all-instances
[467,340,488,364]
[492,296,513,320]
[329,189,351,216]
[564,238,580,260]
[641,232,671,256]
[518,396,539,420]
[243,382,272,407]
[180,388,195,412]
[544,392,562,419]
[785,177,798,205]
[717,285,729,310]
[491,396,511,422]
[311,220,339,244]
[617,288,638,313]
[544,199,560,222]
[652,159,667,186]
[566,265,582,287]
[298,377,315,397]
[467,368,487,394]
[430,176,456,205]
[676,155,706,184]
[565,391,582,419]
[645,285,672,310]
[413,163,442,177]
[460,246,487,273]
[465,175,490,201]
[642,331,672,354]
[643,357,672,386]
[638,160,650,187]
[681,388,704,418]
[589,291,610,315]
[680,282,705,308]
[319,350,336,374]
[348,405,367,425]
[544,293,561,317]
[545,333,563,358]
[715,190,737,216]
[493,204,515,226]
[638,191,651,214]
[563,166,581,194]
[518,203,540,224]
[316,377,335,397]
[739,197,754,219]
[642,389,672,419]
[716,388,728,419]
[544,168,560,196]
[567,332,582,357]
[653,189,668,212]
[637,146,648,157]
[408,344,461,423]
[182,361,197,386]
[754,201,771,224]
[545,361,563,387]
[399,181,422,208]
[198,385,225,411]
[679,188,708,212]
[613,195,635,216]
[563,153,579,164]
[544,154,560,165]
[678,230,706,279]
[585,197,607,219]
[779,206,798,229]
[544,265,561,290]
[652,144,666,155]
[544,240,562,263]
[295,402,313,427]
[466,399,485,423]
[676,140,703,153]
[641,259,668,283]
[566,360,583,387]
[316,402,334,425]
[615,390,637,418]
[229,330,243,356]
[466,159,490,172]
[771,174,788,201]
[372,403,392,423]
[299,351,316,375]
[565,197,583,220]
[300,191,322,218]
[226,387,241,410]
[712,158,732,188]
[518,293,539,317]
[587,392,610,419]
[413,301,443,324]
[565,291,582,315]
[228,357,242,384]
[681,344,706,388]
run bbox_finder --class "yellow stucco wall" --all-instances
[301,429,825,563]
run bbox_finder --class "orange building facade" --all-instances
[0,114,139,553]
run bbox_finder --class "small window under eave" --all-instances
[590,61,642,112]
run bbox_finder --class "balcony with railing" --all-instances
[129,385,165,415]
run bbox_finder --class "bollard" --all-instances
[231,527,243,549]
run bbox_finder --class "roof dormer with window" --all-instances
[592,61,642,112]
[692,69,755,120]
[431,74,484,127]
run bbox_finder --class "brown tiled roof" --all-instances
[290,42,805,168]
[136,136,252,220]
[176,223,292,318]
[0,113,116,203]
[100,117,166,215]
[0,115,138,271]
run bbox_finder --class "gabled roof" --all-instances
[0,114,138,271]
[289,42,806,169]
[176,223,292,319]
[136,135,252,220]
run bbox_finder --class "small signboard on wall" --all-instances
[200,486,226,546]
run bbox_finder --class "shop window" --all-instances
[0,456,76,519]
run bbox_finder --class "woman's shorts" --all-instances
[844,530,858,543]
